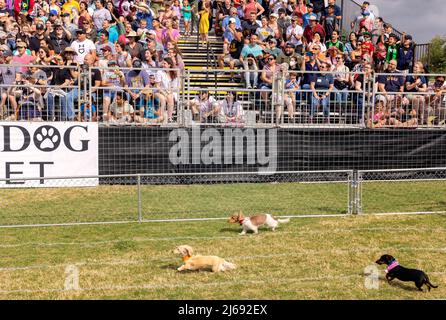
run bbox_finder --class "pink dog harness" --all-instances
[385,260,399,273]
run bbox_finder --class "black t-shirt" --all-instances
[52,67,73,91]
[29,35,50,53]
[229,39,243,59]
[49,34,71,54]
[79,65,102,88]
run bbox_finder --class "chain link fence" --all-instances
[358,168,446,214]
[0,171,353,227]
[2,168,446,227]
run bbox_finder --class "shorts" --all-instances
[223,54,242,66]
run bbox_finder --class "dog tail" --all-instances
[427,280,438,289]
[277,218,290,224]
[221,261,237,271]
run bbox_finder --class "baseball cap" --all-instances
[49,10,58,16]
[36,23,45,30]
[229,17,236,24]
[270,13,278,19]
[309,15,317,21]
[2,50,13,57]
[101,45,112,52]
[405,34,413,40]
[75,28,85,34]
[307,2,314,8]
[268,38,277,44]
[285,42,295,48]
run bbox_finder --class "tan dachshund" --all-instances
[228,210,290,235]
[173,245,236,272]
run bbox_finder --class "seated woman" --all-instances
[405,61,428,124]
[218,92,245,124]
[307,32,327,54]
[260,53,282,113]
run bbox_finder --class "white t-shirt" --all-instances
[286,24,304,46]
[71,39,96,64]
[92,8,112,30]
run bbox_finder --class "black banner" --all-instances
[99,127,446,176]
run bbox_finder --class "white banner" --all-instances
[0,122,99,188]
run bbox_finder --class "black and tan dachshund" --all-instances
[376,254,438,292]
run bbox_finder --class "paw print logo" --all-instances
[33,126,61,152]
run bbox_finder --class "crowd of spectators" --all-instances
[0,0,443,126]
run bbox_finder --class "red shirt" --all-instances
[303,23,326,43]
[361,41,374,57]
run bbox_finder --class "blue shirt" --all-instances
[377,72,405,93]
[313,74,334,90]
[302,13,318,29]
[108,25,119,44]
[405,76,427,92]
[222,16,242,30]
[302,62,319,85]
[241,44,263,58]
[223,28,235,43]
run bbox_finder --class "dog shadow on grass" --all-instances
[376,275,420,292]
[219,227,241,234]
[161,262,182,271]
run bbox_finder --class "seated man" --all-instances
[376,59,409,122]
[218,24,243,77]
[109,91,135,124]
[189,91,220,123]
[239,34,263,88]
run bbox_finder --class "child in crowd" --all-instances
[182,0,193,36]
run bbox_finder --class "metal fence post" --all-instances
[137,174,142,222]
[356,171,363,214]
[348,170,360,215]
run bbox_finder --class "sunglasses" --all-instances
[268,57,275,61]
[312,48,320,51]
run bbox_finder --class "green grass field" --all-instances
[0,181,445,299]
[0,214,445,299]
[0,180,445,225]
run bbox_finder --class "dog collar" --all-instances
[182,255,191,262]
[385,260,399,273]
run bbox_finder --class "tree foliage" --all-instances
[428,36,446,73]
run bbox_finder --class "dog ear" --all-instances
[184,245,193,256]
